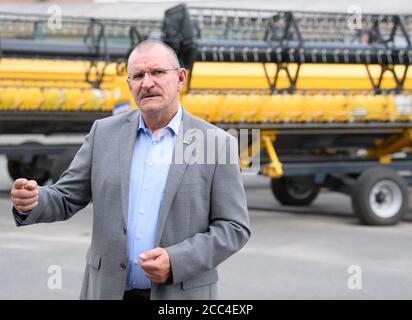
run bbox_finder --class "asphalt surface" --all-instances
[1,155,412,300]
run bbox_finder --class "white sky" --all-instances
[0,0,410,19]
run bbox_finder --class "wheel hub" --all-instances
[369,180,402,218]
[375,191,386,204]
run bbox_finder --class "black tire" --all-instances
[271,176,320,206]
[351,167,409,226]
[7,157,50,186]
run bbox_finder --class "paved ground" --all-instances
[1,155,412,300]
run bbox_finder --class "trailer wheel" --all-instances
[7,157,50,186]
[271,176,320,206]
[352,167,409,225]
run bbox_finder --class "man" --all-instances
[10,40,250,300]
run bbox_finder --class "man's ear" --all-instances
[177,68,187,91]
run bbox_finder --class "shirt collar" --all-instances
[138,105,182,136]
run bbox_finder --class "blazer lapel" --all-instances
[120,109,140,230]
[155,110,194,246]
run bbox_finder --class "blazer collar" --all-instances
[119,107,195,233]
[155,108,195,246]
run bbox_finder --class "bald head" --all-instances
[127,40,180,73]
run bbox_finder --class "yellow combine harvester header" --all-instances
[1,4,412,226]
[0,59,129,112]
[1,58,412,124]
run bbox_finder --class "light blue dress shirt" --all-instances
[126,106,182,290]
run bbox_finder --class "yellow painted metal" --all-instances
[189,63,412,91]
[0,86,132,111]
[1,58,412,124]
[261,134,283,178]
[41,88,63,111]
[0,87,20,110]
[2,87,412,124]
[0,59,117,84]
[379,155,392,164]
[61,89,84,111]
[2,57,412,177]
[21,88,43,110]
[185,92,412,123]
[0,58,133,111]
[239,132,262,170]
[367,129,412,161]
[239,129,282,176]
[180,93,220,122]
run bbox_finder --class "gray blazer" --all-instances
[13,108,250,300]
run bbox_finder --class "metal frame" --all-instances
[165,5,412,93]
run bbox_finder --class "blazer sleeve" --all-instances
[166,135,251,284]
[12,121,98,227]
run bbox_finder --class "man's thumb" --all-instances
[140,248,162,260]
[14,178,28,189]
[25,180,38,191]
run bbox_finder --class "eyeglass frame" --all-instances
[127,67,179,83]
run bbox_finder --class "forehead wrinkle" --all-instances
[127,44,179,74]
[128,59,175,76]
[135,44,179,67]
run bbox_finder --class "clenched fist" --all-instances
[140,247,172,283]
[11,178,39,213]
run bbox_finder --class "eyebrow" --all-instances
[130,67,178,76]
[133,66,176,71]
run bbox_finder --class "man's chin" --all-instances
[138,99,157,108]
[138,103,165,114]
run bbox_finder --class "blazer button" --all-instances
[123,227,127,235]
[120,263,126,270]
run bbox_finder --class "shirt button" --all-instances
[120,263,126,270]
[144,185,148,191]
[139,210,144,215]
[136,236,141,240]
[149,162,153,167]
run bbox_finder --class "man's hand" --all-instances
[11,178,39,213]
[140,247,172,284]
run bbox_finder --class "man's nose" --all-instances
[141,73,155,89]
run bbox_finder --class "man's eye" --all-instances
[152,70,166,76]
[133,73,145,80]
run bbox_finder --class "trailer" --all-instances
[163,5,412,225]
[1,5,412,225]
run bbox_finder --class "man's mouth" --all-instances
[141,94,160,99]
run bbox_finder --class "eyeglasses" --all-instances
[128,68,179,82]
